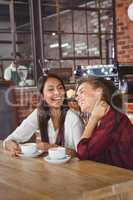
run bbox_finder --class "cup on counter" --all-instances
[21,143,37,155]
[48,147,66,160]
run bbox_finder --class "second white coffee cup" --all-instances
[48,147,66,160]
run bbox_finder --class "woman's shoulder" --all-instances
[111,108,132,124]
[102,107,123,124]
[29,108,37,115]
[66,109,81,120]
[24,108,37,121]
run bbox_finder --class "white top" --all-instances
[3,109,84,150]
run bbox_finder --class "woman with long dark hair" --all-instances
[4,74,84,156]
[76,76,133,170]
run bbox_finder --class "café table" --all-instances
[1,141,133,200]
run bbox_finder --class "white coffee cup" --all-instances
[21,143,37,155]
[48,147,66,160]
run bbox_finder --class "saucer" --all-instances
[44,155,71,164]
[18,149,44,158]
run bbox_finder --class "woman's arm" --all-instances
[3,109,39,154]
[77,101,112,160]
[81,100,110,140]
[80,115,99,140]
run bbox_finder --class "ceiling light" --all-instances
[50,43,59,48]
[127,2,133,21]
[52,32,56,36]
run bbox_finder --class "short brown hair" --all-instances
[77,76,122,110]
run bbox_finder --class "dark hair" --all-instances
[77,76,122,110]
[37,73,69,145]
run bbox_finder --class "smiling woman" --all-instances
[37,74,68,144]
[76,76,133,170]
[3,73,84,157]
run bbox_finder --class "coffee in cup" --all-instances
[21,143,37,155]
[48,147,66,160]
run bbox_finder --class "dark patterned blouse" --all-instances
[77,108,133,170]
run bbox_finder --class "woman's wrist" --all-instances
[4,140,17,151]
[80,115,99,140]
[4,140,11,150]
[88,115,99,124]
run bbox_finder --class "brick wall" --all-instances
[116,0,133,64]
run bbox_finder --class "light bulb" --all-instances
[127,3,133,21]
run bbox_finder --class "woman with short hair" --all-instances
[76,76,133,170]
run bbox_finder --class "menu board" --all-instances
[0,81,18,139]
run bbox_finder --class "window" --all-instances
[41,0,116,82]
[0,0,34,86]
[0,0,116,85]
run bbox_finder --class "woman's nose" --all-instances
[54,88,60,94]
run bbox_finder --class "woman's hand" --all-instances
[36,142,49,152]
[80,100,110,140]
[65,148,77,158]
[35,132,58,152]
[37,141,77,158]
[35,133,77,157]
[91,99,110,121]
[36,141,58,152]
[5,140,21,157]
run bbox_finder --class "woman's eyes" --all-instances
[79,90,84,94]
[48,88,54,91]
[47,86,64,91]
[58,86,64,90]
